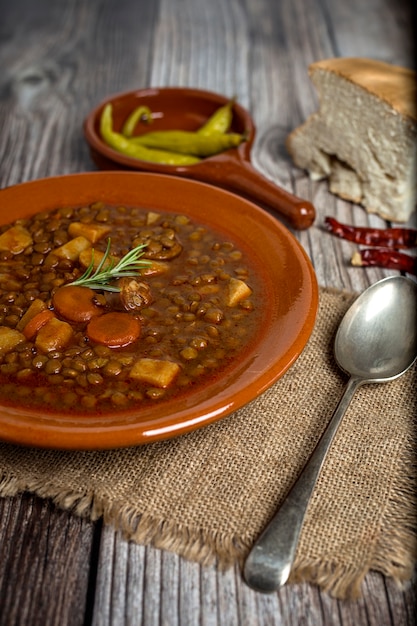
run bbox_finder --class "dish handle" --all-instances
[196,154,316,230]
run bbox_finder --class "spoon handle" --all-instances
[244,376,361,593]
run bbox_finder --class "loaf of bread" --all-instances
[286,57,417,222]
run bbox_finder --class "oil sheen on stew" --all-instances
[0,202,262,414]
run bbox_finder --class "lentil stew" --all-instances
[0,202,261,414]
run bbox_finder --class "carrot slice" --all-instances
[53,285,104,323]
[86,312,141,348]
[23,309,56,340]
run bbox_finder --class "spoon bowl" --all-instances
[244,275,417,593]
[83,87,315,230]
[335,276,417,381]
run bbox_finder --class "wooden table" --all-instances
[0,0,415,623]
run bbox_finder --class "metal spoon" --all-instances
[244,275,417,593]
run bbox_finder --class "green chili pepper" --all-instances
[130,129,245,157]
[197,99,235,136]
[100,104,201,166]
[121,105,153,137]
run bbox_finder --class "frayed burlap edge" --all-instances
[0,472,248,569]
[1,439,416,602]
[370,435,417,584]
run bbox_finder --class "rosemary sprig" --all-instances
[67,238,151,292]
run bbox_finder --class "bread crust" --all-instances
[309,58,416,121]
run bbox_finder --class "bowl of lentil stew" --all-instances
[0,172,318,449]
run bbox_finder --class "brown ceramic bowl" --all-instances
[0,171,318,450]
[83,87,315,230]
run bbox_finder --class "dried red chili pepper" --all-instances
[351,249,417,275]
[325,216,417,249]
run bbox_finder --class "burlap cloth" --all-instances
[0,287,416,599]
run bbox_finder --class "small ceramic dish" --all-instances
[83,87,315,230]
[0,172,318,450]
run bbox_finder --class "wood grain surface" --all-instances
[0,0,415,624]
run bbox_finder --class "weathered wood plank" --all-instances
[89,530,417,625]
[0,493,95,626]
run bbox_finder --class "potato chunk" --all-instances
[51,236,91,261]
[226,277,252,307]
[0,225,33,254]
[146,211,161,225]
[129,358,180,388]
[16,298,47,331]
[0,327,25,354]
[68,222,112,243]
[140,260,169,276]
[35,318,74,353]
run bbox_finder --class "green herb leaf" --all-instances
[67,239,151,292]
